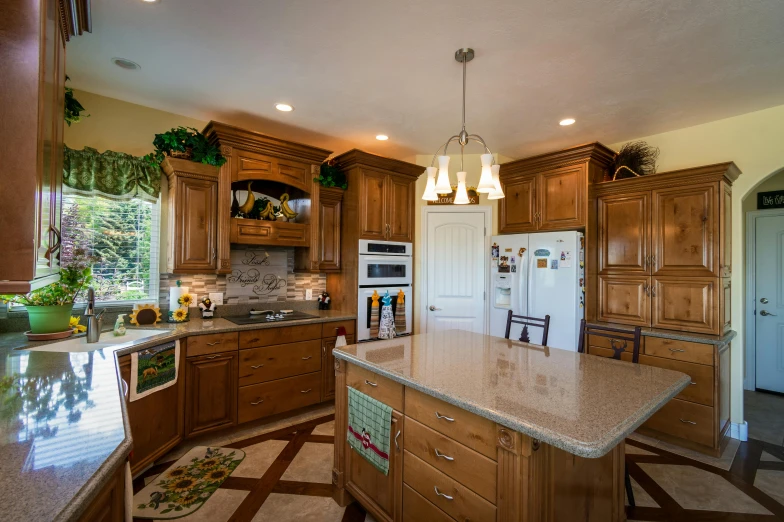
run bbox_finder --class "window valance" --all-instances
[63,145,161,202]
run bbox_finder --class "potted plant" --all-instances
[314,160,348,189]
[1,248,98,334]
[144,127,227,167]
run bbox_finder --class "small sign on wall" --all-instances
[427,186,480,205]
[226,249,287,299]
[758,190,784,210]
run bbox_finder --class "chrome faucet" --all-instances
[84,287,105,343]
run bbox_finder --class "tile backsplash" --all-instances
[159,247,326,305]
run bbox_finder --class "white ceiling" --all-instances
[67,0,784,161]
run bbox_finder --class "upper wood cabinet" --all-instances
[588,162,740,335]
[0,0,90,293]
[387,175,415,242]
[163,158,220,273]
[295,186,344,272]
[499,143,614,234]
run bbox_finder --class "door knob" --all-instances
[429,306,442,311]
[760,310,777,316]
[760,298,769,304]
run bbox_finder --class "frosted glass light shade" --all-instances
[434,156,452,194]
[421,167,438,201]
[454,171,470,204]
[487,164,505,200]
[476,153,495,193]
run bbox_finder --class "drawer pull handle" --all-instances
[302,356,313,360]
[668,348,686,353]
[434,486,453,501]
[679,418,697,425]
[434,449,454,461]
[206,341,222,346]
[248,338,260,344]
[365,380,378,387]
[301,388,313,393]
[205,355,220,359]
[690,381,697,385]
[251,398,264,405]
[394,430,401,450]
[435,412,455,422]
[251,364,264,369]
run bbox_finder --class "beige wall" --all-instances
[611,103,784,426]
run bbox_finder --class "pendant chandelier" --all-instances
[422,48,504,203]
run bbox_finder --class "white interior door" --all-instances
[755,214,784,393]
[425,211,486,333]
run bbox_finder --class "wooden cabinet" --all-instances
[77,463,125,522]
[322,333,355,401]
[238,371,322,424]
[185,351,238,437]
[119,351,185,475]
[498,143,615,234]
[357,169,415,242]
[589,162,740,334]
[163,158,220,273]
[0,0,90,293]
[387,175,415,242]
[296,186,344,272]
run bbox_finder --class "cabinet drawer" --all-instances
[230,219,309,247]
[346,363,404,411]
[238,339,321,386]
[186,332,238,357]
[403,484,455,522]
[321,319,356,338]
[405,388,496,460]
[642,398,714,448]
[238,371,321,424]
[645,337,714,366]
[239,323,322,349]
[404,451,496,522]
[405,418,497,503]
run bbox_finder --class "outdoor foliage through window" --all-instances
[60,193,159,302]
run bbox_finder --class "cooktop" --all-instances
[222,311,318,325]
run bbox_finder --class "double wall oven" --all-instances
[357,240,412,341]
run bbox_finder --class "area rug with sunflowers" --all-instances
[133,446,245,519]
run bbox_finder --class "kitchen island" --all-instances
[332,330,691,522]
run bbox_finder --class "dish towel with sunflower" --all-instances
[130,340,180,402]
[133,446,245,519]
[347,386,393,475]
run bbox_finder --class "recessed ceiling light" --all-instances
[111,57,141,70]
[559,118,576,126]
[375,135,389,141]
[275,103,294,112]
[141,0,158,3]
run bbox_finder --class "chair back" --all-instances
[577,319,642,363]
[505,310,551,346]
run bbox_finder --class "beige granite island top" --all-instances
[334,330,691,458]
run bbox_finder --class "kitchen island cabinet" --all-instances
[333,331,690,521]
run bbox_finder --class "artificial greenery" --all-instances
[144,127,227,168]
[1,248,98,307]
[314,160,347,189]
[64,76,89,126]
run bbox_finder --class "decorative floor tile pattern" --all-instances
[135,413,784,522]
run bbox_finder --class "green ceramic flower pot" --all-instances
[26,304,74,334]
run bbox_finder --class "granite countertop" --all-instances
[0,310,355,522]
[334,330,691,459]
[585,321,736,346]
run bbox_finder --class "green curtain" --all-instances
[63,146,161,202]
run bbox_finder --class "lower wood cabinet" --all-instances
[77,464,126,522]
[238,371,321,424]
[322,334,355,401]
[185,351,238,437]
[597,275,651,325]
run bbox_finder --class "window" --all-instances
[61,191,160,304]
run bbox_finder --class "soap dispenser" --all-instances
[114,314,127,336]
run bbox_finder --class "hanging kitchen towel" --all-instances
[369,290,380,338]
[335,326,347,348]
[130,340,180,402]
[347,386,392,475]
[394,289,407,333]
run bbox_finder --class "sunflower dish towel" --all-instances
[347,386,393,475]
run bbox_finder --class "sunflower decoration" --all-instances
[69,316,86,334]
[178,293,194,307]
[199,458,220,470]
[177,492,201,507]
[166,466,188,479]
[129,303,162,325]
[204,468,229,484]
[170,308,189,322]
[167,477,200,494]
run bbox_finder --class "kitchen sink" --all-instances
[23,329,169,353]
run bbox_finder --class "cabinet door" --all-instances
[537,165,586,230]
[359,169,388,240]
[173,177,218,271]
[346,410,403,522]
[322,334,355,401]
[119,354,185,474]
[598,192,650,274]
[720,183,732,277]
[597,275,650,326]
[318,191,342,271]
[652,277,717,334]
[387,175,414,242]
[185,352,237,437]
[652,184,717,276]
[499,175,536,233]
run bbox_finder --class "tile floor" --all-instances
[134,406,784,522]
[746,390,784,446]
